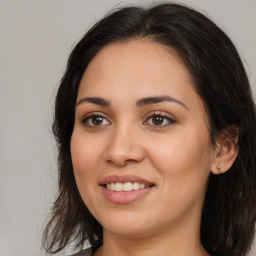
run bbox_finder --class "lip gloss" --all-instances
[101,186,154,204]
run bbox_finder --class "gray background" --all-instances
[0,0,255,255]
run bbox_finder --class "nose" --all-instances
[103,125,146,167]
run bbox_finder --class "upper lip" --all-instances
[100,175,155,186]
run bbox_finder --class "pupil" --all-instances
[92,116,103,125]
[153,116,163,125]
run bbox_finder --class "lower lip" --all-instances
[101,186,154,204]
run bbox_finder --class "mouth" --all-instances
[103,182,154,192]
[100,175,155,203]
[100,175,155,191]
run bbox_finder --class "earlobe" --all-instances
[211,127,239,175]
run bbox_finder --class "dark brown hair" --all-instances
[43,3,256,256]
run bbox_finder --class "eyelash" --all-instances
[81,112,111,127]
[81,111,176,128]
[143,111,176,128]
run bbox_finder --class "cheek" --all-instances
[149,135,212,220]
[150,136,211,170]
[147,127,213,192]
[70,132,104,212]
[70,131,105,204]
[70,132,102,175]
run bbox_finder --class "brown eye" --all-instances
[152,116,164,125]
[92,116,104,125]
[144,113,176,128]
[82,113,111,127]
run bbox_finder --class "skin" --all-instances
[70,39,238,256]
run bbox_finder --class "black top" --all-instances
[68,248,92,256]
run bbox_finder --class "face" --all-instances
[71,40,216,239]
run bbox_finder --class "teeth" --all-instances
[110,183,116,191]
[133,182,140,190]
[139,184,145,189]
[106,182,150,191]
[123,182,133,191]
[115,182,123,192]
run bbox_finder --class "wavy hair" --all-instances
[43,3,256,256]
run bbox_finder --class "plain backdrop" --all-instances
[0,0,255,255]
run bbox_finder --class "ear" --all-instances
[210,126,239,175]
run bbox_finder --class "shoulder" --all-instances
[67,247,92,256]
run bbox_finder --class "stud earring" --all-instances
[217,165,221,174]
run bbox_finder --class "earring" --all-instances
[217,165,221,174]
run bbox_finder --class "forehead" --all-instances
[78,39,196,98]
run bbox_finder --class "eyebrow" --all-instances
[136,96,188,109]
[76,95,188,109]
[76,97,110,106]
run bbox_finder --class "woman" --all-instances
[43,3,256,256]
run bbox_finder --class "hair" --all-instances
[43,2,256,256]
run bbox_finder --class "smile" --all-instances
[106,182,151,192]
[100,175,155,203]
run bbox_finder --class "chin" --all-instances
[104,225,153,238]
[100,212,153,237]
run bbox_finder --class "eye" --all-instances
[144,112,175,127]
[81,113,111,127]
